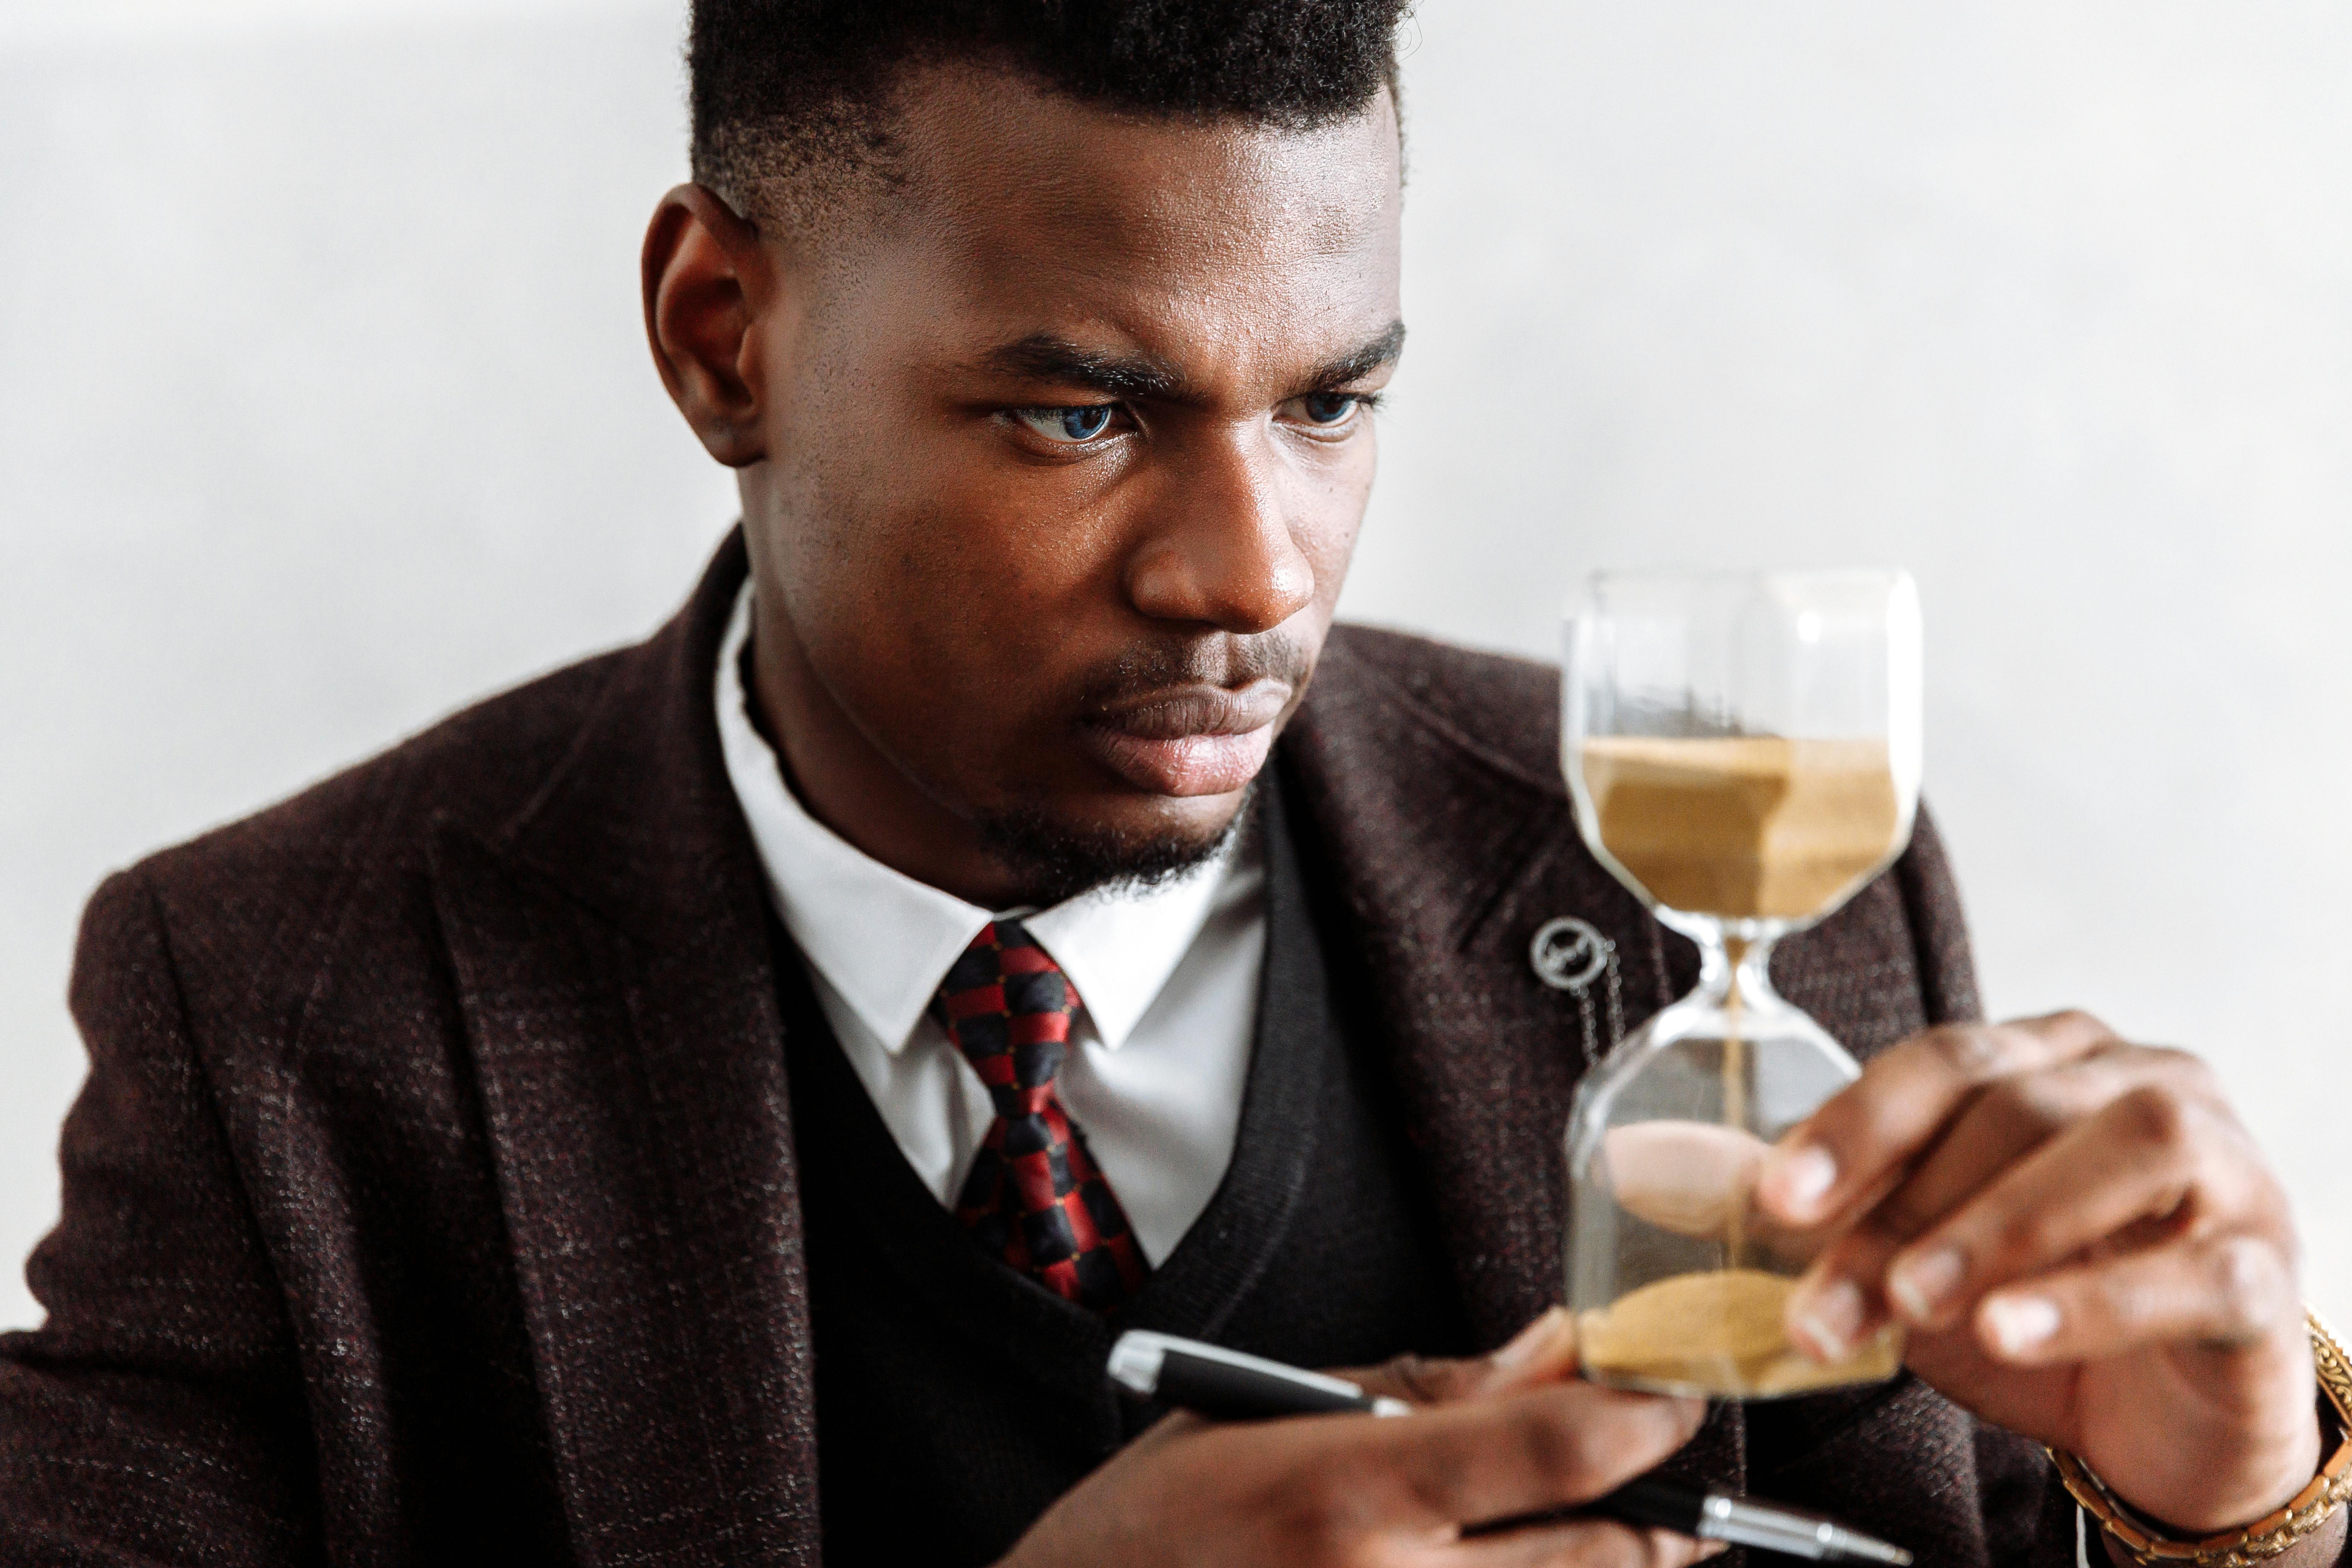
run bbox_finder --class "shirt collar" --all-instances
[714,583,1244,1055]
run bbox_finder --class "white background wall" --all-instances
[2,0,2345,1342]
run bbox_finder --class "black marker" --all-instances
[1106,1329,1912,1566]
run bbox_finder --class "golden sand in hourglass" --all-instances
[1579,736,1902,921]
[1578,1270,1902,1398]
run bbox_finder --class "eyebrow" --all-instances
[977,319,1408,404]
[1300,319,1408,394]
[981,335,1184,401]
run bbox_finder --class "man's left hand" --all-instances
[1754,1011,2328,1547]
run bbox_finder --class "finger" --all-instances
[1865,1047,2212,1251]
[1348,1308,1582,1408]
[1757,1011,2120,1227]
[1448,1518,1723,1567]
[1358,1380,1707,1529]
[1881,1080,2267,1333]
[1605,1122,1768,1242]
[1350,1353,1486,1407]
[1784,1048,2219,1353]
[1479,1307,1581,1395]
[1969,1233,2300,1365]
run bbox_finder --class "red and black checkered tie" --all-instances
[931,918,1149,1311]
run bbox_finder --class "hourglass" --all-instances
[1562,569,1922,1399]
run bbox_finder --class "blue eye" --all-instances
[1014,405,1117,444]
[1299,393,1360,426]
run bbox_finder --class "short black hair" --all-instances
[689,0,1410,223]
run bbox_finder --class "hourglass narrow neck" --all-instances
[1693,926,1786,1014]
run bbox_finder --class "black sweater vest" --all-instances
[775,777,1472,1565]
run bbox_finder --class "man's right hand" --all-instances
[999,1310,1718,1568]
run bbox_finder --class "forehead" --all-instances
[827,66,1403,382]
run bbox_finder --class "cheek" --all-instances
[1294,438,1375,617]
[780,442,1127,740]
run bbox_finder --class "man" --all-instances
[1,2,2341,1564]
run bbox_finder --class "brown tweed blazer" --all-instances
[0,533,2071,1566]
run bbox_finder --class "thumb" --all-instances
[1476,1306,1582,1395]
[1346,1307,1584,1407]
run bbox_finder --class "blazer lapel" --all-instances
[1283,629,1745,1492]
[430,536,822,1567]
[1282,629,1658,1344]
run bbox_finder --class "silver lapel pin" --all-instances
[1530,916,1624,1066]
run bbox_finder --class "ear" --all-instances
[642,183,777,468]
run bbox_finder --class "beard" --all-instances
[966,625,1308,907]
[972,780,1258,909]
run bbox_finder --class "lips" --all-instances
[1077,680,1294,797]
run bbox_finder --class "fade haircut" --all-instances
[689,0,1411,228]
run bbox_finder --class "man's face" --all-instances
[737,66,1403,902]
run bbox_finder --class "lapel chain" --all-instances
[1529,916,1626,1069]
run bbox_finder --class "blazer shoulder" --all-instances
[1317,623,1566,794]
[150,648,626,884]
[111,645,636,1017]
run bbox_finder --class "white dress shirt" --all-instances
[714,585,1266,1267]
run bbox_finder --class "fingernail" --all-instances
[1769,1145,1838,1216]
[1889,1248,1967,1322]
[1791,1277,1865,1360]
[1983,1295,2061,1356]
[1490,1306,1575,1371]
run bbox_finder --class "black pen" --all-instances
[1106,1330,1912,1566]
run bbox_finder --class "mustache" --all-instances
[1073,632,1313,712]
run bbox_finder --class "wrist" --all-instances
[2117,1410,2327,1539]
[2058,1308,2352,1568]
[2099,1501,2348,1568]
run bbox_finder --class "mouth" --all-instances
[1075,680,1295,797]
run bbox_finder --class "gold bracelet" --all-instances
[2051,1308,2352,1567]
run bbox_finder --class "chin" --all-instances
[973,780,1258,907]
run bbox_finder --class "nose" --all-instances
[1122,430,1316,635]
